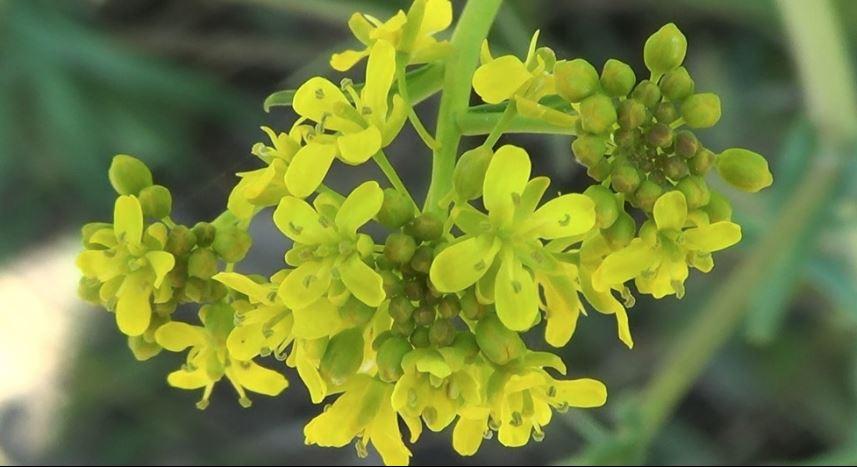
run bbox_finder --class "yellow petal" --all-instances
[429,235,500,293]
[362,40,396,121]
[453,412,488,456]
[284,142,338,198]
[367,394,412,466]
[229,361,289,396]
[115,272,152,336]
[145,251,175,289]
[167,368,210,390]
[495,254,540,332]
[528,193,596,239]
[483,145,531,225]
[213,272,273,304]
[337,126,382,164]
[421,0,452,34]
[335,180,384,233]
[273,196,337,245]
[296,349,328,404]
[338,254,385,307]
[684,221,741,252]
[541,273,582,347]
[277,262,331,310]
[155,321,207,351]
[293,77,349,122]
[653,191,688,231]
[292,298,340,340]
[553,378,607,408]
[330,49,369,72]
[114,195,143,247]
[472,56,531,104]
[591,240,657,292]
[227,324,267,361]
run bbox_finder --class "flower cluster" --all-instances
[76,3,772,465]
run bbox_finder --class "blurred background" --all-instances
[1,0,856,465]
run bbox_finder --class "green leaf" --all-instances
[263,89,296,112]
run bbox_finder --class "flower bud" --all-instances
[704,190,733,222]
[676,175,711,209]
[429,319,456,347]
[414,304,436,326]
[394,319,416,337]
[188,248,218,279]
[339,297,374,326]
[689,147,715,175]
[584,185,619,229]
[475,314,526,366]
[580,94,617,134]
[617,99,648,129]
[409,245,434,274]
[410,326,431,348]
[437,295,460,319]
[213,228,252,263]
[192,222,217,248]
[372,331,396,351]
[660,66,695,101]
[182,277,208,303]
[611,164,642,194]
[633,179,665,212]
[571,135,607,167]
[453,146,493,201]
[602,211,636,249]
[380,269,404,297]
[646,122,674,148]
[108,154,153,196]
[631,80,662,110]
[663,156,689,181]
[554,59,600,103]
[644,23,687,77]
[674,130,699,159]
[460,290,485,321]
[716,148,773,192]
[384,232,417,265]
[654,101,678,124]
[587,158,612,182]
[405,212,444,242]
[613,128,641,149]
[138,185,172,219]
[452,332,480,360]
[167,225,196,256]
[404,278,426,301]
[377,188,414,229]
[600,59,636,97]
[377,336,411,383]
[680,93,721,128]
[320,328,364,386]
[389,296,416,323]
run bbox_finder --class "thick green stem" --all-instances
[424,0,503,212]
[634,0,857,451]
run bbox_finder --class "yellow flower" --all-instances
[287,40,407,197]
[155,302,288,409]
[330,0,453,71]
[76,195,175,336]
[592,191,742,298]
[227,125,305,220]
[305,375,411,466]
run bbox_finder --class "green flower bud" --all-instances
[128,335,162,361]
[689,147,714,175]
[602,211,636,249]
[716,148,773,192]
[680,93,721,128]
[453,146,493,201]
[182,277,208,303]
[459,290,485,321]
[138,185,172,219]
[389,296,416,323]
[600,59,636,97]
[424,278,441,305]
[644,23,687,77]
[617,99,648,129]
[377,188,414,229]
[394,318,416,337]
[192,222,216,248]
[166,225,196,256]
[410,326,431,348]
[429,319,456,347]
[571,135,607,167]
[584,185,619,229]
[660,66,695,101]
[654,101,678,124]
[452,332,480,360]
[319,328,364,386]
[207,281,229,304]
[339,297,374,326]
[646,122,674,148]
[437,295,460,319]
[631,80,662,110]
[580,94,617,134]
[380,269,404,297]
[372,331,396,351]
[78,276,101,303]
[108,154,153,196]
[676,175,711,209]
[587,158,613,182]
[405,212,444,243]
[414,304,436,326]
[611,164,642,194]
[674,130,699,159]
[377,336,412,383]
[663,156,689,181]
[554,59,601,103]
[613,128,641,149]
[704,190,733,222]
[475,313,526,366]
[404,278,426,301]
[213,228,252,263]
[633,179,665,212]
[409,245,434,275]
[188,248,218,279]
[384,232,417,265]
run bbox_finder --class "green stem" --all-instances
[396,57,438,150]
[634,0,857,452]
[480,102,517,149]
[374,149,419,211]
[424,0,504,212]
[460,110,577,137]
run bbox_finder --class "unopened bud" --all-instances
[453,146,493,201]
[600,59,636,97]
[188,248,218,279]
[571,135,607,167]
[584,185,619,229]
[475,314,526,366]
[384,232,417,265]
[676,175,711,209]
[377,188,414,229]
[663,156,689,181]
[631,80,662,110]
[429,319,456,347]
[681,93,721,128]
[405,213,444,242]
[716,148,773,192]
[633,179,665,212]
[139,185,172,219]
[617,99,648,129]
[644,23,687,77]
[108,154,153,196]
[611,164,642,194]
[704,190,733,222]
[660,66,695,101]
[213,228,252,263]
[602,212,636,249]
[319,328,364,386]
[674,130,699,159]
[377,336,412,383]
[554,59,600,103]
[580,94,617,135]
